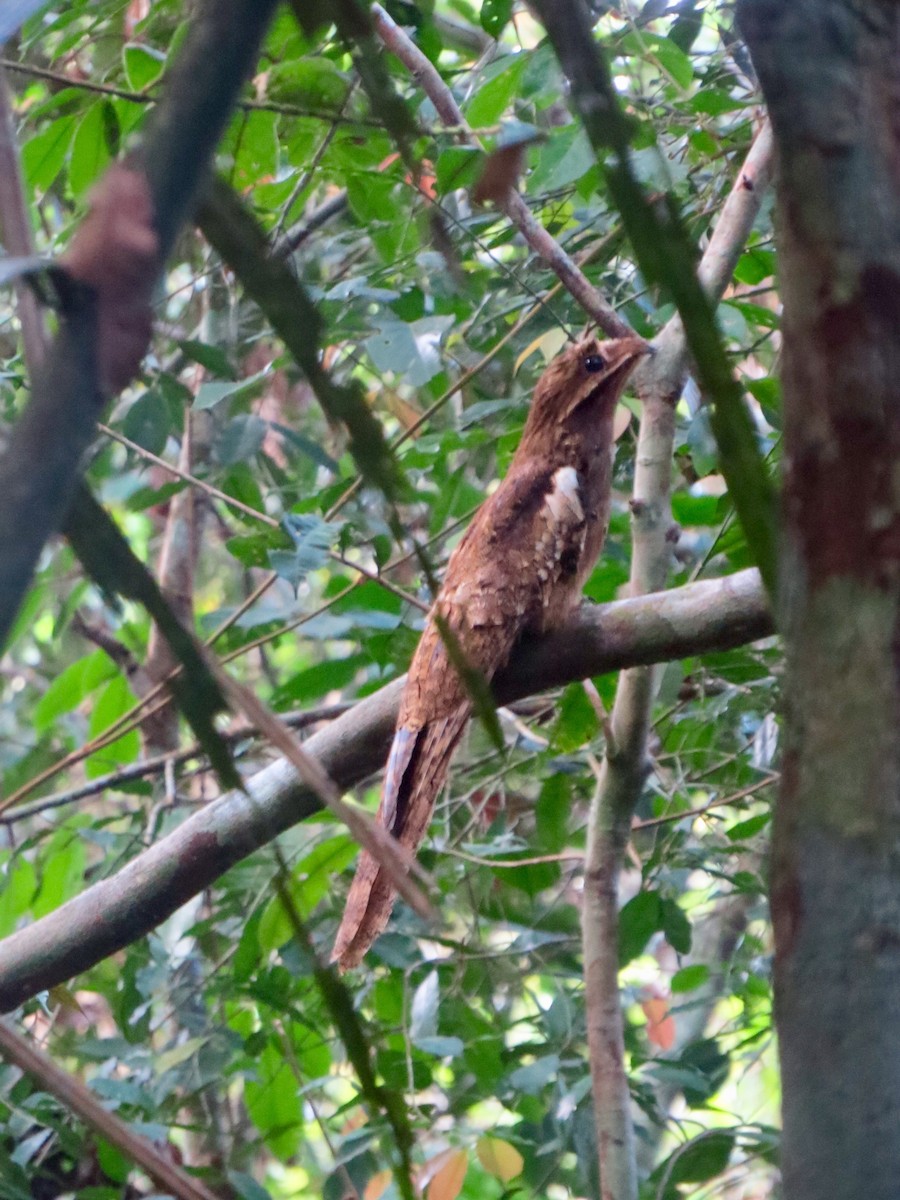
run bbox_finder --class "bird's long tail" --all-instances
[332,705,470,969]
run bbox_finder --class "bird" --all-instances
[332,333,650,968]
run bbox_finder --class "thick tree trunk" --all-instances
[739,4,900,1197]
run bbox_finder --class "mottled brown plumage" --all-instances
[333,334,649,967]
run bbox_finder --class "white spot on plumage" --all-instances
[544,466,584,524]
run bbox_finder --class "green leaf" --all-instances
[726,812,771,841]
[535,773,572,852]
[619,32,693,89]
[690,89,747,116]
[365,316,453,387]
[274,426,339,471]
[734,248,776,286]
[257,890,295,954]
[268,514,340,589]
[465,56,528,126]
[680,1038,731,1106]
[499,856,561,896]
[221,463,267,513]
[22,115,76,191]
[122,390,172,455]
[96,1138,131,1184]
[417,1035,463,1058]
[346,172,398,224]
[661,897,692,954]
[244,1039,303,1159]
[292,1023,332,1077]
[127,477,184,506]
[269,56,350,108]
[178,339,235,377]
[256,838,361,954]
[274,653,366,705]
[69,102,112,196]
[0,856,36,938]
[686,408,720,479]
[33,826,87,918]
[529,125,594,191]
[671,492,721,526]
[651,37,695,89]
[507,1053,560,1094]
[551,683,600,752]
[227,1171,274,1200]
[122,43,166,91]
[666,1131,734,1185]
[227,529,286,569]
[618,890,663,966]
[34,649,115,733]
[435,145,483,194]
[293,835,357,917]
[671,964,710,993]
[480,0,513,38]
[194,368,269,410]
[215,414,267,464]
[85,674,140,777]
[230,109,279,188]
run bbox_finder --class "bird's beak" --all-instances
[603,337,653,388]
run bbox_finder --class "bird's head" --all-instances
[528,334,651,427]
[520,336,657,456]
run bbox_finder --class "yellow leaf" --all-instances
[364,1169,392,1200]
[514,327,568,374]
[476,1136,524,1183]
[613,403,632,442]
[426,1148,468,1200]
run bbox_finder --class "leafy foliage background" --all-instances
[0,2,780,1197]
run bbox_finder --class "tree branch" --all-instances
[0,569,771,1012]
[369,2,632,337]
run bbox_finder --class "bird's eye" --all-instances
[583,353,606,373]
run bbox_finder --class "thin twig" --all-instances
[0,56,391,128]
[633,773,777,831]
[1,702,353,824]
[100,422,429,612]
[370,2,632,337]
